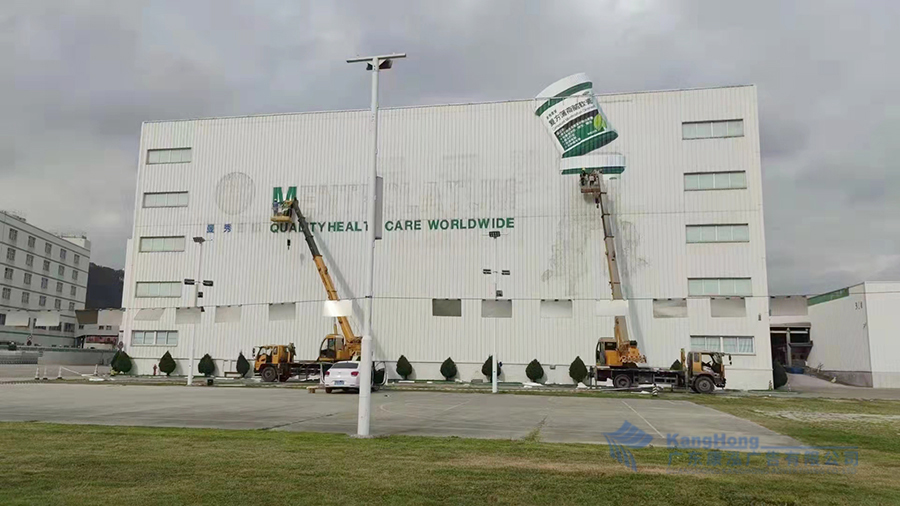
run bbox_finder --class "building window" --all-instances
[686,224,750,243]
[142,191,189,208]
[60,249,67,261]
[3,267,12,280]
[56,281,63,293]
[54,299,61,310]
[45,243,52,255]
[70,286,76,297]
[139,236,186,252]
[39,295,46,306]
[43,260,50,272]
[72,270,78,281]
[682,120,743,140]
[684,171,747,191]
[691,336,754,355]
[21,292,30,305]
[1,287,10,300]
[132,330,178,346]
[27,236,35,248]
[25,254,33,267]
[135,281,182,298]
[74,254,80,265]
[58,265,65,276]
[652,298,688,318]
[5,247,14,261]
[68,302,75,311]
[540,299,573,318]
[147,148,192,164]
[431,299,462,317]
[41,277,48,289]
[24,273,32,285]
[688,278,752,297]
[8,228,17,243]
[64,322,75,332]
[481,299,513,318]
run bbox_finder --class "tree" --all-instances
[772,361,788,389]
[526,359,544,383]
[440,357,457,381]
[396,355,413,380]
[236,352,250,378]
[158,351,176,376]
[481,356,502,379]
[112,351,132,374]
[198,354,216,377]
[568,356,588,383]
[670,360,683,371]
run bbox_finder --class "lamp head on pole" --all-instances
[347,53,407,71]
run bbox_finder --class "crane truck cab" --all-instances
[684,350,730,393]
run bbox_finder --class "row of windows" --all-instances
[684,171,747,191]
[4,253,82,280]
[686,224,750,243]
[132,330,178,346]
[143,192,189,208]
[0,287,74,310]
[3,267,80,292]
[691,336,754,354]
[147,148,192,164]
[682,120,744,139]
[4,229,81,264]
[135,282,182,298]
[139,236,186,252]
[688,278,752,297]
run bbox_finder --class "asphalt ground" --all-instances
[0,383,800,451]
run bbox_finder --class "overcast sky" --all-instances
[4,0,898,295]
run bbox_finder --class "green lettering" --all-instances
[440,220,449,230]
[404,220,413,231]
[450,219,460,230]
[270,223,279,233]
[279,223,289,232]
[428,220,441,230]
[385,221,394,232]
[414,220,422,230]
[496,218,505,229]
[478,218,490,229]
[393,220,403,231]
[328,222,338,232]
[289,223,297,233]
[506,217,514,229]
[336,222,345,232]
[272,186,297,203]
[317,222,326,232]
[467,219,477,229]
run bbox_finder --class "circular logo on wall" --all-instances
[215,172,256,215]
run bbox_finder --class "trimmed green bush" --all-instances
[568,356,588,383]
[481,356,502,379]
[198,354,216,377]
[440,357,457,381]
[396,355,413,380]
[7,342,17,351]
[670,360,683,371]
[773,361,788,389]
[236,352,250,377]
[525,359,544,383]
[158,351,176,376]
[112,351,132,374]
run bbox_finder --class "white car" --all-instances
[323,361,386,393]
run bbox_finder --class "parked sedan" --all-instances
[323,361,385,393]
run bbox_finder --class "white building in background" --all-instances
[0,211,91,346]
[121,83,772,389]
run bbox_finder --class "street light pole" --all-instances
[347,53,405,437]
[484,230,507,393]
[187,237,205,386]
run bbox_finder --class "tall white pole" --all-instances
[357,57,380,437]
[187,241,203,387]
[492,238,498,393]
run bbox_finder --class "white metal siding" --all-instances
[807,285,872,373]
[863,282,900,387]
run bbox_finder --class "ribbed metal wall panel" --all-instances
[121,85,771,388]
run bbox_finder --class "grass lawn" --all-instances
[1,395,899,505]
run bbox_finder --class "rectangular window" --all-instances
[133,330,178,346]
[3,267,12,280]
[60,249,67,260]
[68,302,75,311]
[652,298,688,318]
[54,299,61,309]
[24,273,32,285]
[28,236,35,248]
[70,286,76,296]
[56,281,63,293]
[432,299,462,317]
[72,270,78,281]
[6,247,14,261]
[1,287,9,300]
[682,120,744,139]
[39,295,46,306]
[25,254,33,267]
[139,236,187,252]
[540,299,573,318]
[41,277,48,289]
[45,243,52,255]
[481,299,513,318]
[147,148,192,164]
[684,171,747,191]
[686,224,750,243]
[688,278,752,297]
[142,191,189,208]
[8,229,17,242]
[58,265,65,276]
[710,297,747,317]
[692,336,754,354]
[21,292,29,304]
[74,254,80,265]
[64,322,75,332]
[135,281,182,298]
[43,260,50,272]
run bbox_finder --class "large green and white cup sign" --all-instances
[535,73,618,158]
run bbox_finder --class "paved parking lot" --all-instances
[0,384,799,449]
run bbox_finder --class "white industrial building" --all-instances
[121,82,773,389]
[0,211,91,346]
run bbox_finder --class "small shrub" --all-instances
[525,359,544,383]
[112,351,132,374]
[7,342,17,351]
[773,361,788,389]
[198,354,216,377]
[481,356,502,379]
[440,357,457,380]
[396,355,413,380]
[670,360,683,371]
[236,352,250,377]
[568,356,588,383]
[158,351,176,376]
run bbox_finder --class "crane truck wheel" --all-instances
[260,366,278,383]
[613,374,633,389]
[693,376,715,394]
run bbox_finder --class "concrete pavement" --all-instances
[0,384,800,451]
[785,373,900,400]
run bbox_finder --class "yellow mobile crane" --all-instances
[252,199,361,382]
